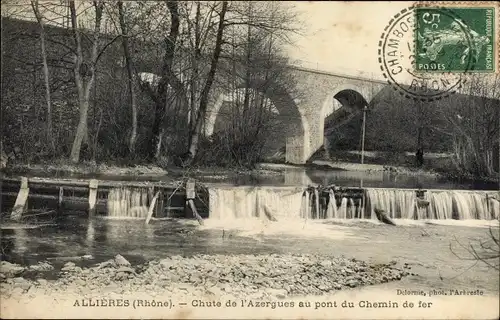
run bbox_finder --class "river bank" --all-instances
[0,218,498,319]
[260,161,440,176]
[0,253,412,300]
[3,158,498,191]
[1,161,283,181]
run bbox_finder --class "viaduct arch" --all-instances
[204,67,387,164]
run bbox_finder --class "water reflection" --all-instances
[86,219,95,248]
[2,165,497,190]
[205,167,498,190]
[1,216,278,267]
[13,228,28,256]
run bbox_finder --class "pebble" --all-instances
[29,261,54,272]
[1,253,412,299]
[320,260,332,268]
[0,261,25,278]
[115,272,128,281]
[114,255,131,266]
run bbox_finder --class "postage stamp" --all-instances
[378,1,499,101]
[414,6,496,73]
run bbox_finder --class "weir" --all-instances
[107,187,150,218]
[208,186,305,220]
[208,186,500,221]
[0,177,208,220]
[1,176,499,221]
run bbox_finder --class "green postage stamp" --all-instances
[415,5,497,72]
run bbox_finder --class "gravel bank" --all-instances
[4,163,169,177]
[1,253,413,301]
[311,160,439,176]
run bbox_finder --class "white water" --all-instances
[200,218,361,241]
[365,188,499,220]
[208,186,500,221]
[107,187,150,218]
[208,187,305,220]
[366,189,419,219]
[208,187,362,220]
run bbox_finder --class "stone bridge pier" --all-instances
[203,67,387,164]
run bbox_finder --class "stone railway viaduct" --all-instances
[3,17,497,165]
[203,66,387,164]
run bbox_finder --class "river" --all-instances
[3,163,498,190]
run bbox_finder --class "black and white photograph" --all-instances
[0,1,499,319]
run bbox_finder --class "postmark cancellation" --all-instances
[414,3,497,73]
[378,1,499,101]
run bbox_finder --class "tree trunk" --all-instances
[147,0,180,161]
[118,1,137,155]
[415,102,425,167]
[416,126,424,167]
[69,0,103,164]
[71,94,90,163]
[186,1,228,165]
[241,2,253,126]
[31,0,55,155]
[189,1,201,134]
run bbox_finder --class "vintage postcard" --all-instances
[1,1,499,319]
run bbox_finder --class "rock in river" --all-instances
[114,254,131,267]
[29,261,54,272]
[0,261,25,278]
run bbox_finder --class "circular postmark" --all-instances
[378,6,475,101]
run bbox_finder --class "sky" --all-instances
[285,1,412,80]
[285,0,499,95]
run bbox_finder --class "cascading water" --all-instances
[425,190,499,220]
[207,185,499,221]
[208,187,305,220]
[366,188,500,220]
[300,190,312,219]
[365,188,418,219]
[338,197,348,219]
[489,196,500,219]
[107,187,150,218]
[325,190,337,219]
[208,187,366,220]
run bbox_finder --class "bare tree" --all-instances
[177,1,220,146]
[128,1,189,161]
[117,0,137,155]
[183,1,301,166]
[184,1,228,166]
[437,75,500,178]
[212,3,295,166]
[30,0,55,154]
[68,0,104,163]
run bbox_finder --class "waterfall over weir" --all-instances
[208,187,365,220]
[209,187,304,220]
[208,186,500,221]
[107,187,150,218]
[366,188,500,220]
